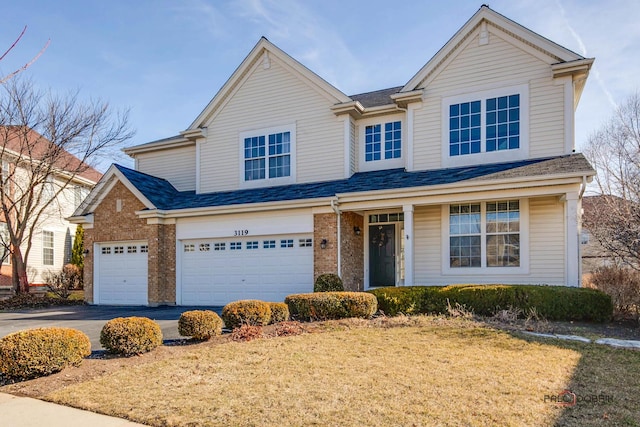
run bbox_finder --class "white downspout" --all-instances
[331,198,341,278]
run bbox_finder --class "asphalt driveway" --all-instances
[0,305,223,351]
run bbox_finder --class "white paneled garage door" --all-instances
[95,242,148,305]
[180,235,313,305]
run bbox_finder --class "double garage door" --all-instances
[180,234,314,306]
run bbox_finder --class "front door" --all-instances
[369,224,395,287]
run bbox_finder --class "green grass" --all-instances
[43,317,640,426]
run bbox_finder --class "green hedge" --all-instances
[0,327,91,379]
[285,292,377,321]
[368,285,613,322]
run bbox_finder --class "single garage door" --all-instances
[180,235,313,305]
[95,242,148,305]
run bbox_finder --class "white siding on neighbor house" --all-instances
[413,196,566,285]
[412,28,567,171]
[199,56,344,193]
[22,176,91,285]
[136,146,196,191]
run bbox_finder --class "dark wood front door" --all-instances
[369,224,395,287]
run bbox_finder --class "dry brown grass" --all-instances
[41,316,636,427]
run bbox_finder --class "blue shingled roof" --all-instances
[113,155,591,211]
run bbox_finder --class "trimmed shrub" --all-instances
[588,265,640,321]
[285,292,378,321]
[273,321,305,337]
[178,310,223,340]
[0,327,90,379]
[369,285,613,322]
[100,317,163,356]
[314,273,344,292]
[268,302,290,324]
[222,300,272,329]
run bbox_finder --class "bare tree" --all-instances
[583,92,640,269]
[0,77,134,293]
[0,26,50,84]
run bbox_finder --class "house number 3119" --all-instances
[234,229,249,236]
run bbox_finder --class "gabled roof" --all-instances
[401,5,591,92]
[79,154,593,215]
[0,126,102,184]
[188,37,351,130]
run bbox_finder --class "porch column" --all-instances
[403,204,414,286]
[565,192,580,287]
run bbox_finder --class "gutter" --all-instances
[330,198,341,278]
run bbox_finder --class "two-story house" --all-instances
[0,127,101,288]
[70,6,595,306]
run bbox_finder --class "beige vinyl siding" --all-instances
[349,120,356,176]
[413,28,566,171]
[414,205,441,280]
[528,196,565,283]
[199,57,344,193]
[136,146,196,191]
[413,196,566,285]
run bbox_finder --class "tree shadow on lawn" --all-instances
[500,329,640,427]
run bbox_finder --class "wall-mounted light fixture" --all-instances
[83,248,90,255]
[320,239,327,249]
[353,226,361,236]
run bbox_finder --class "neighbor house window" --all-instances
[442,86,528,167]
[365,121,401,162]
[447,200,522,269]
[42,230,54,265]
[241,125,295,185]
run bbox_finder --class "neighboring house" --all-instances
[70,6,595,306]
[0,127,101,287]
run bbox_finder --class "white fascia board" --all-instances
[402,6,585,92]
[75,165,156,216]
[335,173,592,204]
[123,137,194,157]
[189,38,351,129]
[135,196,335,219]
[67,213,93,225]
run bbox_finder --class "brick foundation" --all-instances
[84,181,176,305]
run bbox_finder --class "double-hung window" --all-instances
[443,85,528,167]
[43,230,54,266]
[241,124,295,187]
[360,116,403,171]
[444,199,527,273]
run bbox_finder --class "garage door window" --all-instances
[281,239,293,248]
[214,243,225,251]
[114,246,124,254]
[247,241,259,250]
[101,247,111,255]
[127,246,137,253]
[141,245,148,253]
[263,240,276,249]
[199,243,210,252]
[299,238,312,247]
[184,244,195,252]
[230,242,241,250]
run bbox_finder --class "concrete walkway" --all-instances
[0,392,147,426]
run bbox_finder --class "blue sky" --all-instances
[1,0,637,170]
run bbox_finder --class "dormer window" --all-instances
[240,124,296,187]
[442,85,528,167]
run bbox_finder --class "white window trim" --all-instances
[441,84,529,168]
[358,113,405,172]
[239,123,296,188]
[440,199,529,275]
[42,230,55,266]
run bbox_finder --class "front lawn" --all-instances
[41,317,640,426]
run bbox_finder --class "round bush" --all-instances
[314,273,344,292]
[268,302,290,324]
[0,327,91,379]
[100,317,163,356]
[285,292,378,321]
[222,300,272,329]
[178,310,223,340]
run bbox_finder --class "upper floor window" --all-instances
[365,121,401,162]
[240,124,296,187]
[442,85,528,167]
[360,115,404,172]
